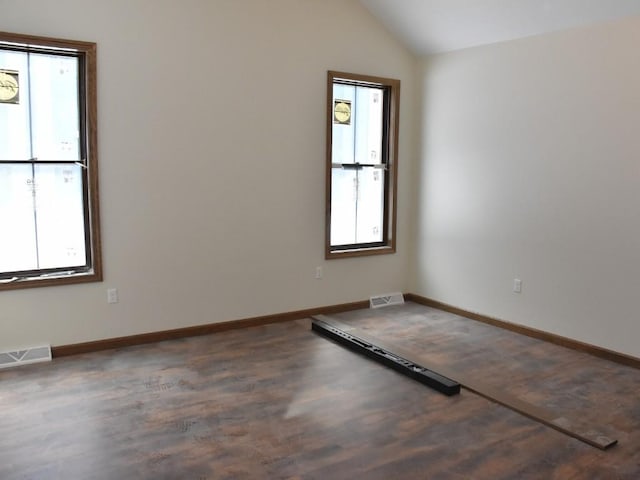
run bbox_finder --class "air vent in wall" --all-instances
[369,292,405,309]
[0,345,52,369]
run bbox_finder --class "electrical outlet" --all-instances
[513,279,522,294]
[107,288,119,304]
[315,266,323,279]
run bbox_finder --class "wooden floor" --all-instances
[1,302,639,479]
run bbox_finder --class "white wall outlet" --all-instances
[107,288,119,304]
[315,266,323,279]
[513,278,522,294]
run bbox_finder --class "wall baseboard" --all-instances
[53,293,640,370]
[405,293,640,370]
[52,299,369,358]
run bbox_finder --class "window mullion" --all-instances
[29,162,40,269]
[25,51,40,269]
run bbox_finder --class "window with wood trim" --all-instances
[326,71,400,259]
[0,31,101,290]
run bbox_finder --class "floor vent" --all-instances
[369,292,405,309]
[0,345,52,369]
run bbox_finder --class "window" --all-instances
[325,71,400,258]
[0,31,101,290]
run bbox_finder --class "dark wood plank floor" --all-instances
[1,302,639,479]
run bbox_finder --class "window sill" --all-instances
[0,270,102,291]
[326,245,396,260]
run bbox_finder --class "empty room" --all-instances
[1,0,640,478]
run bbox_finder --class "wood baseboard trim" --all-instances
[52,299,370,358]
[405,293,640,370]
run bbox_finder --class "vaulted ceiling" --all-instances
[359,0,640,55]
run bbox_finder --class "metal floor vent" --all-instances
[0,345,52,369]
[369,292,404,309]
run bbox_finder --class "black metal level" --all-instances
[311,319,460,396]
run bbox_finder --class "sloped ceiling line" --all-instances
[359,0,640,55]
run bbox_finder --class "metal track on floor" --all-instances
[312,317,460,396]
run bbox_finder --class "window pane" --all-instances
[33,164,86,269]
[355,86,383,165]
[331,84,355,165]
[29,54,80,161]
[330,168,357,246]
[355,167,384,244]
[0,164,38,272]
[0,51,31,160]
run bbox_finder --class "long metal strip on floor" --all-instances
[312,317,460,396]
[311,314,617,451]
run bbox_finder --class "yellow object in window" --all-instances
[0,70,19,103]
[333,100,351,125]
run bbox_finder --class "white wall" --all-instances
[413,16,640,357]
[0,0,417,349]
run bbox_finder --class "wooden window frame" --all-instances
[0,31,102,291]
[325,70,400,259]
